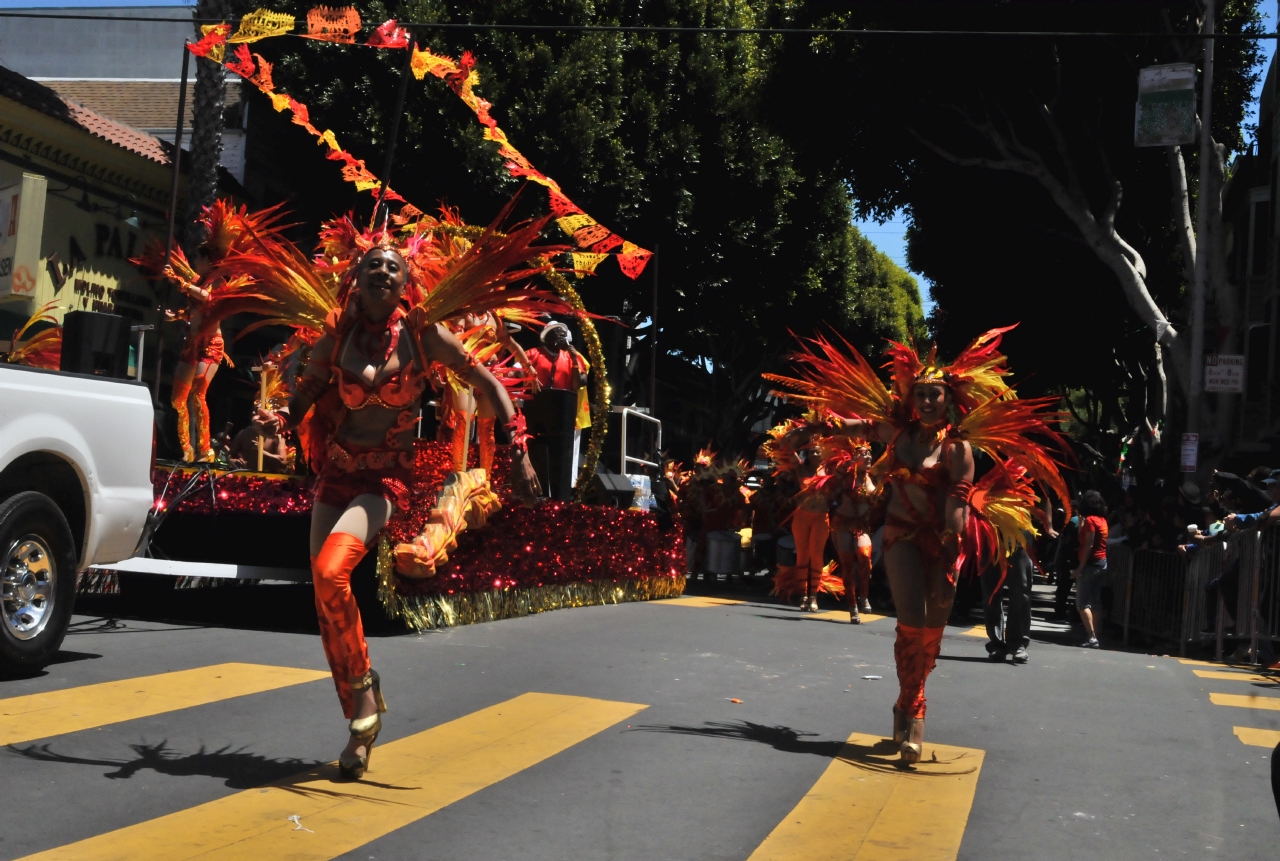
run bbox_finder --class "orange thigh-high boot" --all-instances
[448,409,472,472]
[839,543,873,623]
[189,371,213,462]
[313,531,387,779]
[893,624,943,764]
[792,508,830,611]
[855,545,875,603]
[476,416,496,476]
[313,532,373,718]
[170,376,194,462]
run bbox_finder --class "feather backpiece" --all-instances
[5,301,62,370]
[762,331,897,425]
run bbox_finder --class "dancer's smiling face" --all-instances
[913,383,949,423]
[356,248,407,320]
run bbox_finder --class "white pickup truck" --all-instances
[0,362,154,675]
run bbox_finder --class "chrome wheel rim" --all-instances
[1,535,55,641]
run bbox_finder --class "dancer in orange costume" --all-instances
[257,207,564,780]
[765,422,844,611]
[766,327,1071,764]
[134,202,290,462]
[440,309,539,475]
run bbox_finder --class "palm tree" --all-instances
[182,0,233,249]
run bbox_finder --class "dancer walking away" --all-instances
[826,438,876,623]
[764,422,844,610]
[258,224,553,779]
[765,327,1072,764]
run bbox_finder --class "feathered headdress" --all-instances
[883,325,1017,415]
[5,301,62,370]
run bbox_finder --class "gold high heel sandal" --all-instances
[338,670,388,780]
[900,716,924,764]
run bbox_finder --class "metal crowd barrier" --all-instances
[1107,526,1280,660]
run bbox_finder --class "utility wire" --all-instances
[0,10,1273,39]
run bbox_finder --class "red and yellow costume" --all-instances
[240,203,568,717]
[822,436,877,616]
[133,202,292,461]
[4,301,62,370]
[439,308,540,476]
[764,420,846,606]
[765,327,1071,751]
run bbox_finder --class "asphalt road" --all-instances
[1,578,1277,860]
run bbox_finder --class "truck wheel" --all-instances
[0,492,78,677]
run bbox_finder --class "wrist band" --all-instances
[501,412,531,454]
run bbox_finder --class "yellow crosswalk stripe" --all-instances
[1233,726,1280,747]
[17,692,645,861]
[1209,692,1280,711]
[961,625,986,638]
[746,731,984,861]
[803,610,889,624]
[0,663,331,746]
[1180,659,1269,671]
[1193,670,1279,684]
[653,595,744,608]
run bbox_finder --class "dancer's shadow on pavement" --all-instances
[629,716,890,757]
[630,721,976,775]
[6,740,321,789]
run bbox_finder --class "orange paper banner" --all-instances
[305,6,361,43]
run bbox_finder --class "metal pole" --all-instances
[620,409,628,475]
[164,45,191,284]
[1186,1,1214,455]
[1215,593,1225,662]
[1249,528,1262,665]
[153,45,190,410]
[649,244,658,413]
[371,46,415,230]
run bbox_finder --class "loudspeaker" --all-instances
[60,311,130,378]
[584,470,637,509]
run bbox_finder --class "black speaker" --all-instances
[60,311,130,378]
[585,470,637,509]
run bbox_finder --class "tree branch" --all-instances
[1167,144,1197,284]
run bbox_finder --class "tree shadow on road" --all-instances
[5,740,322,789]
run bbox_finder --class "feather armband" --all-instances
[947,480,974,503]
[499,412,532,454]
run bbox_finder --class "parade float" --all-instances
[73,7,683,629]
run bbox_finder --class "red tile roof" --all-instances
[0,64,171,165]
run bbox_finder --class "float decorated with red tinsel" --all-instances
[152,440,684,629]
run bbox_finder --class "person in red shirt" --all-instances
[1071,489,1109,648]
[528,322,591,474]
[528,322,588,391]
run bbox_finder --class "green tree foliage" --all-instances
[247,0,923,456]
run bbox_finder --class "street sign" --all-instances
[1135,63,1197,147]
[1204,354,1245,393]
[1181,433,1199,473]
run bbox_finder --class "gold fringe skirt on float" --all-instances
[376,533,686,631]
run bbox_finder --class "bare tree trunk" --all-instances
[182,0,232,249]
[1167,145,1196,286]
[914,108,1189,394]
